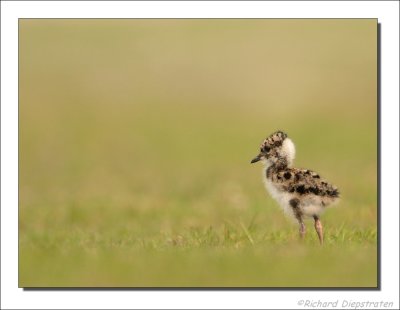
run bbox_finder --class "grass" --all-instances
[19,223,377,287]
[19,19,377,287]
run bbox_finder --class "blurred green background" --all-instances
[19,19,377,287]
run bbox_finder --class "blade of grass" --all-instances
[240,222,254,245]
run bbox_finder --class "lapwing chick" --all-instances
[250,131,340,244]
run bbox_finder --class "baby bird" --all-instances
[250,130,339,244]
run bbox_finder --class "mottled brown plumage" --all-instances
[267,167,339,202]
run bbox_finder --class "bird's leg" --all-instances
[299,220,306,239]
[290,198,305,240]
[313,215,324,245]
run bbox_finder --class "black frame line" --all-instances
[16,18,381,291]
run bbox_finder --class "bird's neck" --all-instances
[263,157,289,180]
[264,157,289,171]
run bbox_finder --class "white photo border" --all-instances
[1,1,399,309]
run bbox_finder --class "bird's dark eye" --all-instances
[264,146,270,152]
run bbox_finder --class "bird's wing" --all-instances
[275,168,340,198]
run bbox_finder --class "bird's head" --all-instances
[250,130,295,167]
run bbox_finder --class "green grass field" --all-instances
[19,19,377,287]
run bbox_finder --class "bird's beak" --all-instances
[250,155,261,164]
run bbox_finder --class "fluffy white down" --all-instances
[281,138,296,167]
[262,167,326,221]
[263,175,295,218]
